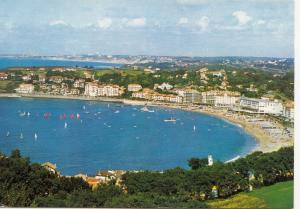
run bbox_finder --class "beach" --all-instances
[0,93,294,154]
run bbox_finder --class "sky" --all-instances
[0,0,294,57]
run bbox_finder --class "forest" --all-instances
[0,146,293,208]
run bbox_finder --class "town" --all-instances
[0,66,294,123]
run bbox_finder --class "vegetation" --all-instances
[208,181,293,208]
[0,146,293,207]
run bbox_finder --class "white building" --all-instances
[157,82,173,91]
[0,72,8,80]
[84,82,99,96]
[15,84,34,94]
[84,82,124,97]
[208,155,213,166]
[127,84,142,92]
[201,91,241,107]
[240,96,283,115]
[282,101,294,121]
[73,79,85,88]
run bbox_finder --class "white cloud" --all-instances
[232,11,252,25]
[126,18,146,27]
[256,20,266,25]
[178,17,189,25]
[196,16,209,31]
[177,0,208,5]
[97,17,112,29]
[49,20,69,26]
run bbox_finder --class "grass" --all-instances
[208,181,293,209]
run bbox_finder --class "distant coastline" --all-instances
[0,93,293,154]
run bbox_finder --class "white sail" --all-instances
[64,122,68,128]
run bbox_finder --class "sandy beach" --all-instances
[0,93,294,154]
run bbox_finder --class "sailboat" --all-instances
[6,131,10,137]
[64,122,68,128]
[193,125,196,131]
[34,133,38,140]
[27,112,31,117]
[82,105,86,110]
[20,133,23,139]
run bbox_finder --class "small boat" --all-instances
[114,110,120,114]
[20,133,23,139]
[164,117,177,122]
[27,112,30,117]
[76,113,80,119]
[34,133,38,140]
[20,112,26,117]
[82,105,86,110]
[64,122,68,128]
[141,107,154,112]
[6,131,10,137]
[193,125,196,131]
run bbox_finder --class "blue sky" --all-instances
[0,0,294,57]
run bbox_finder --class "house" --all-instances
[157,82,173,91]
[15,84,34,94]
[38,74,46,83]
[22,74,32,81]
[201,90,241,107]
[86,177,101,189]
[73,79,85,88]
[0,72,8,80]
[42,162,58,174]
[128,84,142,92]
[240,96,283,115]
[246,84,258,92]
[144,68,155,73]
[282,101,294,121]
[49,76,64,83]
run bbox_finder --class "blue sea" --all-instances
[0,57,122,69]
[0,98,257,175]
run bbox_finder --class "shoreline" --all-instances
[0,93,293,154]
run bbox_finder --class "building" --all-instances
[84,82,124,97]
[49,76,64,83]
[240,96,283,115]
[84,82,100,97]
[176,89,201,103]
[15,84,34,94]
[201,90,241,107]
[157,82,173,91]
[38,74,46,83]
[97,85,124,97]
[22,74,32,81]
[208,155,213,166]
[127,84,142,92]
[73,79,85,88]
[0,72,8,80]
[42,162,58,174]
[282,101,294,121]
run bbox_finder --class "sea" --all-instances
[0,57,122,69]
[0,98,258,175]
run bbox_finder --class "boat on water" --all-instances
[64,122,68,128]
[19,112,26,117]
[141,106,154,112]
[114,110,120,114]
[164,117,177,122]
[27,112,30,116]
[6,131,10,137]
[34,133,38,140]
[20,133,23,139]
[193,125,196,131]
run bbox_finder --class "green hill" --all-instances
[208,181,293,208]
